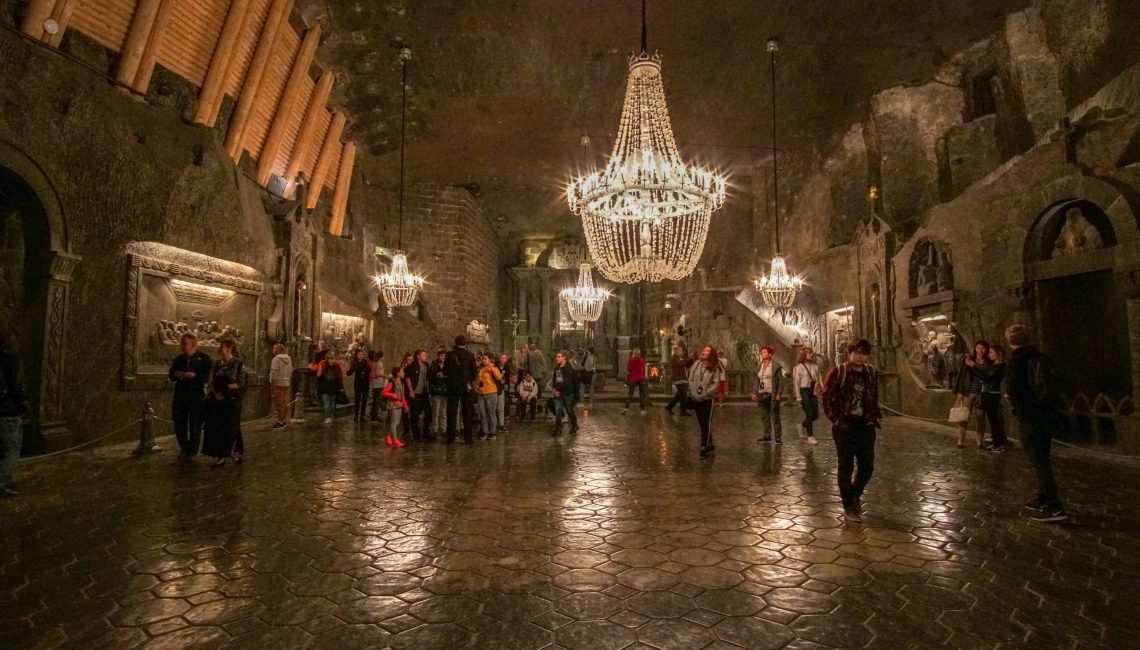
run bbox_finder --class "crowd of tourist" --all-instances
[0,321,1069,526]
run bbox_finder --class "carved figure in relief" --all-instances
[915,245,939,296]
[936,252,954,292]
[1052,207,1104,258]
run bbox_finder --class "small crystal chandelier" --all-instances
[754,39,804,309]
[374,47,424,316]
[561,263,610,322]
[567,0,725,284]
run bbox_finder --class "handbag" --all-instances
[336,388,350,406]
[948,404,970,424]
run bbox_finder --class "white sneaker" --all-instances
[323,417,332,425]
[808,436,818,445]
[640,410,647,416]
[622,408,628,415]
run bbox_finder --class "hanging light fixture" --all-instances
[561,263,610,322]
[754,38,804,309]
[567,0,726,284]
[375,47,424,317]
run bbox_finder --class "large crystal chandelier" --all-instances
[561,263,609,322]
[753,39,804,309]
[374,48,424,316]
[567,0,725,283]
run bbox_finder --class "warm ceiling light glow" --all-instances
[560,263,609,322]
[374,251,424,317]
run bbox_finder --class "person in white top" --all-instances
[688,346,727,458]
[268,343,293,428]
[792,347,823,445]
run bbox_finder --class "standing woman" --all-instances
[203,339,246,467]
[381,365,408,447]
[688,346,727,458]
[623,348,650,415]
[977,345,1007,452]
[347,348,373,423]
[792,347,823,445]
[954,340,990,448]
[475,354,503,440]
[368,351,387,424]
[317,350,345,426]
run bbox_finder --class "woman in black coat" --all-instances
[202,339,246,466]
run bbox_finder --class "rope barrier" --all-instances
[18,417,144,462]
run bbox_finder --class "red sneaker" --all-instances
[394,439,405,447]
[385,436,393,446]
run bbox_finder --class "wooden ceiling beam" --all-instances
[129,0,178,93]
[19,0,55,41]
[256,24,321,185]
[114,0,163,90]
[283,70,334,196]
[307,111,345,210]
[44,0,78,48]
[329,141,356,236]
[224,0,295,162]
[192,0,254,127]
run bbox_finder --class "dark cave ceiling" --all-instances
[302,0,1027,242]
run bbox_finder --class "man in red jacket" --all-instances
[822,338,882,523]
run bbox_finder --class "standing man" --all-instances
[268,343,293,428]
[526,342,548,403]
[496,353,513,433]
[665,346,691,416]
[1004,324,1068,523]
[168,332,213,461]
[550,351,580,436]
[580,346,597,403]
[0,329,27,497]
[404,349,432,441]
[822,339,882,523]
[444,335,478,444]
[428,347,449,437]
[753,345,784,443]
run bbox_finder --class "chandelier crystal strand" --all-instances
[568,2,725,284]
[754,38,804,309]
[561,263,609,322]
[375,47,424,316]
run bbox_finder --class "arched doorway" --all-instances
[0,141,80,452]
[1026,198,1131,401]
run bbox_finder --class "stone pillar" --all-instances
[38,251,81,449]
[1006,282,1036,333]
[1123,269,1140,404]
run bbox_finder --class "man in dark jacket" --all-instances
[0,329,27,497]
[168,332,213,461]
[404,349,432,440]
[1004,323,1067,523]
[444,335,478,444]
[550,350,580,436]
[822,338,882,523]
[753,345,784,443]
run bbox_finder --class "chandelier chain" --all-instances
[769,38,780,256]
[641,0,648,53]
[398,48,408,249]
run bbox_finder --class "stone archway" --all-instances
[0,141,80,450]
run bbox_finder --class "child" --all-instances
[381,366,408,447]
[517,371,539,421]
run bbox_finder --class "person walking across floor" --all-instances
[954,340,991,448]
[0,329,27,497]
[623,348,650,414]
[1004,324,1067,523]
[404,349,432,440]
[525,343,549,404]
[168,332,213,460]
[753,345,784,443]
[688,346,726,458]
[550,351,580,436]
[445,335,478,444]
[792,347,822,445]
[202,339,247,467]
[347,348,373,424]
[381,365,408,447]
[316,350,346,426]
[665,346,691,416]
[822,338,882,523]
[496,353,513,432]
[475,354,503,440]
[268,343,293,429]
[428,347,448,436]
[580,346,597,403]
[976,345,1007,452]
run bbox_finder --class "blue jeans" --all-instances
[321,393,337,418]
[478,393,498,435]
[0,416,22,487]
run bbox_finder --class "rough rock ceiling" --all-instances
[304,0,1027,244]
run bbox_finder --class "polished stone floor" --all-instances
[2,404,1138,649]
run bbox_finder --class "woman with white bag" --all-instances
[952,340,990,448]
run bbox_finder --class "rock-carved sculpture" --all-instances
[911,240,953,297]
[906,317,960,389]
[1052,207,1104,258]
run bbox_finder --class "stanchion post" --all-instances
[132,400,161,455]
[290,388,306,422]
